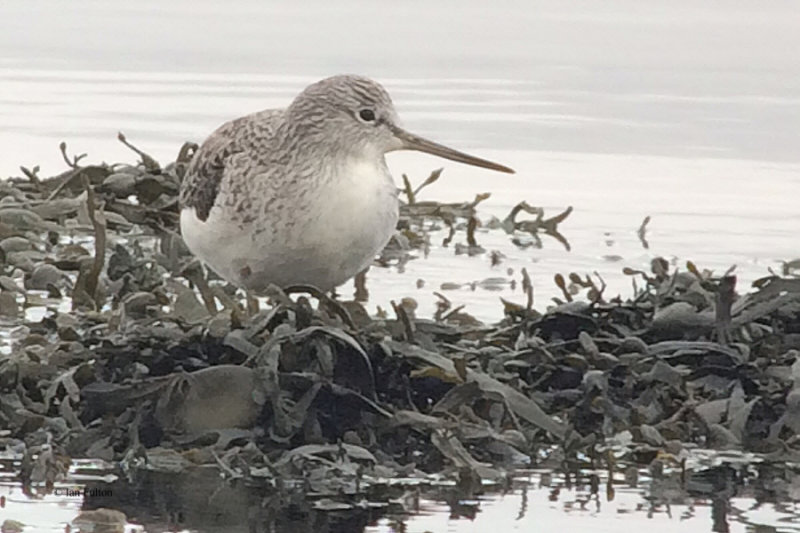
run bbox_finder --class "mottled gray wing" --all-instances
[180,127,241,221]
[180,109,282,222]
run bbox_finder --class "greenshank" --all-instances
[179,75,514,292]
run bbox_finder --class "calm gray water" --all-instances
[1,0,799,321]
[1,2,800,531]
[2,454,799,532]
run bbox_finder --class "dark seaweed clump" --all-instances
[1,138,800,531]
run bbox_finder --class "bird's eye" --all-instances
[358,109,376,122]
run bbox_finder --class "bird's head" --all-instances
[287,74,514,173]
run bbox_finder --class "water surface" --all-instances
[1,3,800,531]
[2,1,799,321]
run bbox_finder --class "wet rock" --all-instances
[6,250,46,272]
[98,172,138,196]
[31,195,84,220]
[0,236,33,254]
[638,424,666,447]
[620,336,648,353]
[1,519,25,533]
[0,291,19,317]
[578,331,599,358]
[26,263,67,290]
[707,424,741,449]
[0,275,25,293]
[342,430,363,446]
[58,326,80,341]
[0,208,60,232]
[72,508,127,533]
[618,351,646,365]
[651,302,715,337]
[154,365,260,434]
[595,352,620,369]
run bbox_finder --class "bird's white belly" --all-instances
[180,158,398,292]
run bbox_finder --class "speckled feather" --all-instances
[180,77,397,221]
[179,74,512,292]
[179,75,402,291]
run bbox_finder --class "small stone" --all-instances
[99,172,138,196]
[342,430,363,446]
[0,236,33,254]
[72,508,127,533]
[620,336,648,354]
[0,275,25,293]
[0,291,19,317]
[6,251,39,271]
[0,208,58,232]
[155,365,260,433]
[58,327,80,341]
[578,331,599,357]
[27,263,65,290]
[1,519,25,533]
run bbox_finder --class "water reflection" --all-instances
[4,455,800,532]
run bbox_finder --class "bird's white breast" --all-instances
[309,158,397,245]
[303,156,399,279]
[179,156,398,292]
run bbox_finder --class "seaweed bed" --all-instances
[2,139,800,531]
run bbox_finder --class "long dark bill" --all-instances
[391,125,515,174]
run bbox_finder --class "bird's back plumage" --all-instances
[178,74,511,293]
[179,77,400,292]
[179,108,284,222]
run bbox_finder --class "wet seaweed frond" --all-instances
[1,137,800,517]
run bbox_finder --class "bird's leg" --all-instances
[354,268,369,302]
